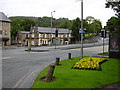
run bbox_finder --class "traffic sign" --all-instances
[79,30,85,33]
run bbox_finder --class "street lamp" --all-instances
[50,10,56,46]
[75,0,84,59]
[80,0,83,59]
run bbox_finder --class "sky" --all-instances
[0,0,116,27]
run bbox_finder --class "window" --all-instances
[58,34,60,37]
[0,31,2,34]
[65,34,67,37]
[31,41,34,45]
[43,40,44,44]
[2,30,8,35]
[70,34,71,37]
[31,34,34,38]
[45,34,47,38]
[44,41,46,44]
[26,34,29,38]
[32,29,34,33]
[5,30,8,35]
[39,34,41,37]
[49,34,50,38]
[61,34,63,38]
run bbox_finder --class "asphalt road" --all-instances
[2,43,108,88]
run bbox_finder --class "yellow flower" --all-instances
[73,57,107,70]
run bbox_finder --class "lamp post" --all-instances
[28,30,32,50]
[80,0,83,59]
[50,11,55,46]
[76,0,84,59]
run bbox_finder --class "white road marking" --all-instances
[2,57,11,60]
[12,71,35,88]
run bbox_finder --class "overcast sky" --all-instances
[0,0,115,27]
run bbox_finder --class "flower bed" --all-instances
[73,57,107,71]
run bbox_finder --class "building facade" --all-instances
[17,26,72,46]
[0,12,11,46]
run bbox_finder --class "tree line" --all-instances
[9,16,102,41]
[9,1,120,41]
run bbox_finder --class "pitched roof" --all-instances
[19,27,72,34]
[0,12,11,22]
[37,27,71,34]
[18,31,30,34]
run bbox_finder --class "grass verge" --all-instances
[31,57,119,88]
[98,52,109,55]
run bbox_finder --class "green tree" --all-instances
[85,17,102,34]
[92,19,102,34]
[71,17,80,41]
[105,1,120,34]
[21,18,36,31]
[55,18,69,28]
[106,16,120,34]
[9,17,23,40]
[105,1,120,18]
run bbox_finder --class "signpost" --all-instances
[79,30,85,34]
[79,30,85,59]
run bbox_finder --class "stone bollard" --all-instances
[45,64,55,82]
[68,53,72,59]
[55,57,60,65]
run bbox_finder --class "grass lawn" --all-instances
[31,57,120,88]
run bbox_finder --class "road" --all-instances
[2,43,108,88]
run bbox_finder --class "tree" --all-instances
[85,16,102,34]
[106,16,120,34]
[92,19,102,34]
[105,1,120,18]
[71,17,80,41]
[9,17,23,40]
[105,1,120,34]
[21,18,36,31]
[55,18,69,28]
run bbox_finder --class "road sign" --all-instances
[79,30,85,33]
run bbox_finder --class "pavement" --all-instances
[93,82,120,89]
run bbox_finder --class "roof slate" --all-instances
[19,27,72,34]
[37,27,71,34]
[0,12,11,22]
[19,31,30,34]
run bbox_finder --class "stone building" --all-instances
[17,26,72,46]
[0,12,11,46]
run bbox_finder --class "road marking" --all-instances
[2,57,11,60]
[12,71,35,88]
